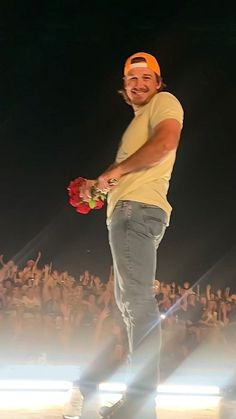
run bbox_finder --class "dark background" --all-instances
[0,0,236,290]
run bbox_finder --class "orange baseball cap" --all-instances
[124,52,161,76]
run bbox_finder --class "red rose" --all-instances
[76,202,91,214]
[67,176,107,215]
[95,200,104,209]
[68,177,85,195]
[69,198,79,208]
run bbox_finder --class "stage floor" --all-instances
[1,340,235,419]
[0,406,220,418]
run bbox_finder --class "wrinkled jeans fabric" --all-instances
[107,200,167,399]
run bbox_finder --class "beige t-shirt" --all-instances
[107,92,184,224]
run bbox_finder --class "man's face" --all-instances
[7,260,14,268]
[5,280,12,289]
[27,260,35,267]
[124,67,160,108]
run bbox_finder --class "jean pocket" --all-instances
[142,206,167,239]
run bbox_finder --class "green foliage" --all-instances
[89,199,97,209]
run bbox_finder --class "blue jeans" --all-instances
[107,200,167,400]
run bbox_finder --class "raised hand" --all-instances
[99,306,110,321]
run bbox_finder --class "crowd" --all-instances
[0,253,126,366]
[0,252,236,372]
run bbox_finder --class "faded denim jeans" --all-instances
[107,200,167,403]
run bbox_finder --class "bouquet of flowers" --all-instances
[67,177,117,214]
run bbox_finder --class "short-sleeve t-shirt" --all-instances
[107,92,184,224]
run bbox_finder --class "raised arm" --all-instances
[0,255,6,267]
[32,251,42,273]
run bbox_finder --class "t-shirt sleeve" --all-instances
[149,92,184,130]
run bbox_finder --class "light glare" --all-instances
[0,390,67,409]
[98,382,220,396]
[156,394,221,410]
[0,380,72,390]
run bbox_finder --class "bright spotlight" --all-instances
[99,382,127,393]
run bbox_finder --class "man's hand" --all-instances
[79,179,96,202]
[97,164,123,192]
[43,264,50,275]
[99,306,110,322]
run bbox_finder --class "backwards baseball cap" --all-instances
[124,52,161,76]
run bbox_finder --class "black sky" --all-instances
[1,1,236,289]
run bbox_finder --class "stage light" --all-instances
[0,378,222,413]
[0,379,72,390]
[158,384,220,395]
[98,382,220,396]
[0,390,67,409]
[99,382,127,393]
[156,394,221,410]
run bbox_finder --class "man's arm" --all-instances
[97,118,182,190]
[121,119,181,172]
[0,255,6,267]
[78,162,117,201]
[32,251,41,273]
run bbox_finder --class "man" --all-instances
[79,52,184,419]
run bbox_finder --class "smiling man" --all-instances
[79,52,184,419]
